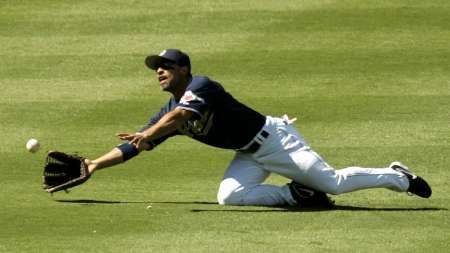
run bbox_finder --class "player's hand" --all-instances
[116,132,138,141]
[117,132,150,151]
[129,133,150,151]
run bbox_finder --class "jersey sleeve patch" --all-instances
[180,90,204,105]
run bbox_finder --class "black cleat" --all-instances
[288,181,335,209]
[390,161,432,198]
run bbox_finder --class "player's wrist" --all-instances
[117,143,140,161]
[84,159,98,174]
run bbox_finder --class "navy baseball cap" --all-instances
[145,49,191,71]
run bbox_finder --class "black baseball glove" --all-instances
[42,151,90,193]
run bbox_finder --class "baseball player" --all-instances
[82,49,431,207]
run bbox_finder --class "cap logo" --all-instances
[159,50,167,56]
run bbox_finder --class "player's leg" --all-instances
[217,152,296,206]
[256,116,411,195]
[284,148,410,195]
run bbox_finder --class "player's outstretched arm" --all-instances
[86,107,192,175]
[85,140,151,175]
[85,148,128,175]
[130,107,193,150]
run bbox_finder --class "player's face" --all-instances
[156,65,186,93]
[155,65,183,92]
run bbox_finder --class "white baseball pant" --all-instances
[217,116,410,206]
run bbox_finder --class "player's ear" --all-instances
[179,66,190,77]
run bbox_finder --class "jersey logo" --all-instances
[179,110,214,137]
[180,90,204,105]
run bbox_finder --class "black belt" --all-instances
[239,130,270,153]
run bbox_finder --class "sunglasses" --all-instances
[158,61,175,70]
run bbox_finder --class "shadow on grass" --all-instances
[55,199,446,213]
[190,205,447,213]
[55,199,217,205]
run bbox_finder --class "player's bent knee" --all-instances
[217,194,234,205]
[217,178,243,205]
[217,188,229,205]
[217,192,243,205]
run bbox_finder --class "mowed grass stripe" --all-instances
[2,4,449,36]
[2,48,449,78]
[0,0,336,18]
[2,73,450,104]
[3,95,449,123]
[2,30,449,57]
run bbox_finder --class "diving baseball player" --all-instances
[79,49,431,207]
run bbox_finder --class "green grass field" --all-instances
[1,0,449,252]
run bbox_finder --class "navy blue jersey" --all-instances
[140,76,266,150]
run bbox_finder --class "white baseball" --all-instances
[26,138,40,153]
